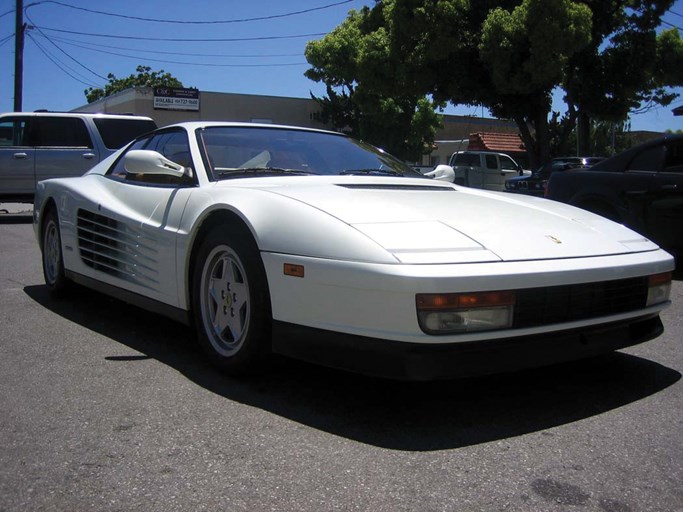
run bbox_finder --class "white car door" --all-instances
[69,129,195,308]
[482,154,503,190]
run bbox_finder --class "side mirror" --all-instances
[124,150,192,178]
[425,164,455,182]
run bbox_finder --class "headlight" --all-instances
[647,272,672,306]
[416,291,515,334]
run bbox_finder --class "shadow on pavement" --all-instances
[25,284,681,452]
[0,213,33,225]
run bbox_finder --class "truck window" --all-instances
[93,118,157,149]
[485,154,497,169]
[500,155,518,171]
[663,141,683,173]
[627,146,664,172]
[452,153,479,166]
[37,117,93,148]
[0,117,30,146]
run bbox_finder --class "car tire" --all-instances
[42,208,70,295]
[192,225,272,374]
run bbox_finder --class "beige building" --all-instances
[74,87,519,164]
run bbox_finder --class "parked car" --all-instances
[34,122,673,380]
[545,135,683,264]
[448,150,524,191]
[0,112,157,202]
[505,156,605,196]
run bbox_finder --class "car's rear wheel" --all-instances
[192,225,272,374]
[42,208,70,295]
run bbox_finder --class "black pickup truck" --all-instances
[545,135,683,262]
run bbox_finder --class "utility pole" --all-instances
[14,0,24,112]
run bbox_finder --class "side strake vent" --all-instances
[77,209,159,288]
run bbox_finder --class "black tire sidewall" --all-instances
[42,209,69,295]
[191,225,272,373]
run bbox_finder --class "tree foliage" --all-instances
[305,1,683,167]
[85,65,185,104]
[305,9,444,161]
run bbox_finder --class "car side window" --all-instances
[663,141,683,173]
[500,155,518,171]
[146,131,193,172]
[108,137,151,179]
[453,153,479,166]
[0,117,31,147]
[485,155,497,169]
[36,117,93,148]
[109,130,194,186]
[627,146,664,172]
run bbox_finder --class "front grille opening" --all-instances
[513,277,649,328]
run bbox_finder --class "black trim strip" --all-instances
[65,270,191,325]
[272,315,663,381]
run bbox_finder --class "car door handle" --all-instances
[661,184,678,190]
[13,152,28,159]
[82,153,96,159]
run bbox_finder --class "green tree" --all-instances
[305,8,443,161]
[562,1,682,155]
[306,1,683,168]
[85,65,185,103]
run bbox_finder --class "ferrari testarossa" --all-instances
[34,122,674,380]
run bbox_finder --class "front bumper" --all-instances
[272,314,664,380]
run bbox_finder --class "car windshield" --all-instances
[198,126,423,179]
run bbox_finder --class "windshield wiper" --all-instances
[215,167,318,178]
[339,168,402,176]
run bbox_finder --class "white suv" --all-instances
[448,150,523,191]
[0,112,156,202]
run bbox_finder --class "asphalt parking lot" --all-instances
[1,205,682,512]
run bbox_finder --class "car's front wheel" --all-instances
[42,208,70,295]
[192,225,272,374]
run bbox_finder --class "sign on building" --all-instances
[153,87,200,111]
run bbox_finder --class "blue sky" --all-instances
[1,0,682,133]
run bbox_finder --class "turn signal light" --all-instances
[284,263,305,278]
[647,272,672,306]
[416,291,516,334]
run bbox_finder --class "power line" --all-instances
[0,33,14,47]
[37,34,302,59]
[25,12,108,80]
[26,32,101,87]
[24,0,354,24]
[661,19,683,30]
[30,26,326,42]
[0,7,14,19]
[32,37,308,67]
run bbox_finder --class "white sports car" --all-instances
[34,122,674,380]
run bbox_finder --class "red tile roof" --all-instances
[467,132,526,153]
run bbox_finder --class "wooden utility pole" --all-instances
[14,0,24,112]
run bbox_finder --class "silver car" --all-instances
[0,112,156,203]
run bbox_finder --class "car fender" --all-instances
[177,186,400,309]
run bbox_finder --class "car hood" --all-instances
[230,177,658,264]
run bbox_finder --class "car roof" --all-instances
[452,150,513,157]
[0,111,154,121]
[590,134,683,171]
[163,121,347,137]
